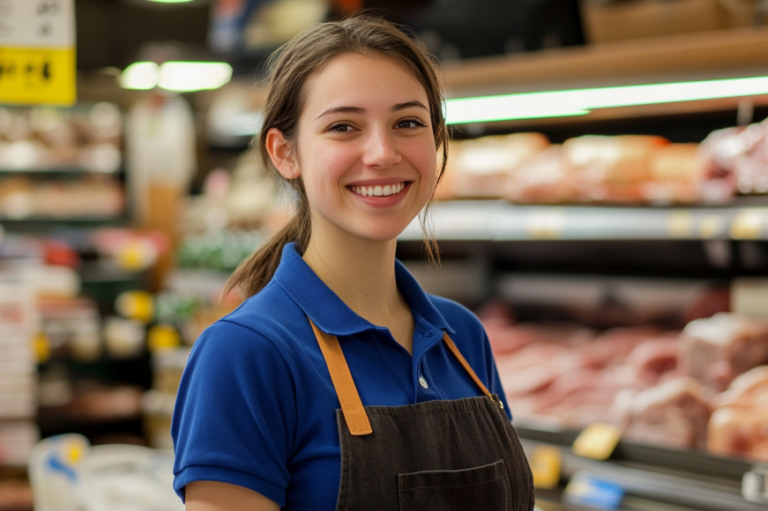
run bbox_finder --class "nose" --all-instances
[361,128,401,169]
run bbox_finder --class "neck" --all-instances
[302,224,402,327]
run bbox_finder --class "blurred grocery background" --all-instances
[2,0,768,510]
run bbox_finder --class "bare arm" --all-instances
[185,481,280,511]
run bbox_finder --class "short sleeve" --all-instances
[171,320,297,506]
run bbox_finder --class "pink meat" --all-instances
[714,365,768,408]
[680,313,768,392]
[528,368,615,413]
[709,407,768,462]
[496,343,565,396]
[623,377,712,450]
[625,335,680,388]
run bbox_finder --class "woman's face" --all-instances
[287,53,438,244]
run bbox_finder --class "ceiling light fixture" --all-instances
[158,62,233,92]
[120,61,233,92]
[120,62,159,90]
[445,75,768,125]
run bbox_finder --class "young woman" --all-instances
[172,15,534,511]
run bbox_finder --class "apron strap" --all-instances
[309,318,373,436]
[442,333,504,410]
[309,317,503,436]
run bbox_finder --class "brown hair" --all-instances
[224,14,448,299]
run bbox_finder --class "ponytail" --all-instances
[223,200,311,299]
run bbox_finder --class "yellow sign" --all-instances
[0,46,76,105]
[731,209,768,240]
[572,422,622,460]
[666,210,693,238]
[529,445,562,489]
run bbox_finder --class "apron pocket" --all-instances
[397,459,511,511]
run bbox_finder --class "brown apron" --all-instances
[309,320,535,511]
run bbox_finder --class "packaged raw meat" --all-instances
[623,335,680,388]
[697,126,740,203]
[642,144,704,204]
[446,133,549,199]
[712,365,768,409]
[505,145,573,204]
[708,407,768,461]
[563,135,668,203]
[733,120,768,194]
[709,367,768,461]
[680,313,768,392]
[698,116,768,201]
[493,323,683,429]
[621,377,712,450]
[707,366,768,461]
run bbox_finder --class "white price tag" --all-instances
[731,209,768,240]
[525,209,565,239]
[743,464,768,504]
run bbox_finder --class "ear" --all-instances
[265,127,301,179]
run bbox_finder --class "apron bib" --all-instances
[309,319,535,511]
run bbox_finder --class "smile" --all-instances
[350,182,406,197]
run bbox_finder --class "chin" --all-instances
[350,220,412,243]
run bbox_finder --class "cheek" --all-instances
[405,139,438,185]
[311,142,359,183]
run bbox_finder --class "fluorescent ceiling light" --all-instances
[445,76,768,125]
[158,62,233,92]
[120,62,159,90]
[120,61,233,92]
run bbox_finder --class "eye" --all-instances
[328,122,355,133]
[396,118,427,129]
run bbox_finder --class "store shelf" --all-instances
[0,217,129,232]
[444,26,768,96]
[399,200,768,242]
[0,167,123,176]
[440,26,768,128]
[517,425,767,511]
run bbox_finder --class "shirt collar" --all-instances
[273,243,453,337]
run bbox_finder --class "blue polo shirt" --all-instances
[171,242,511,510]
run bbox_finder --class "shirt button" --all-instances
[419,376,429,390]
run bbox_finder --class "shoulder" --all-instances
[427,294,490,360]
[186,280,310,377]
[428,294,486,335]
[211,279,308,347]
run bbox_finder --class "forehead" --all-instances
[301,53,429,115]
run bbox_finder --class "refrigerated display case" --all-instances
[396,25,768,510]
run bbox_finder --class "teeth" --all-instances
[353,183,405,197]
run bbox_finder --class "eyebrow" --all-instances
[315,101,429,119]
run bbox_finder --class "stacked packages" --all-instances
[486,310,768,461]
[438,116,768,205]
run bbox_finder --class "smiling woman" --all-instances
[172,14,534,511]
